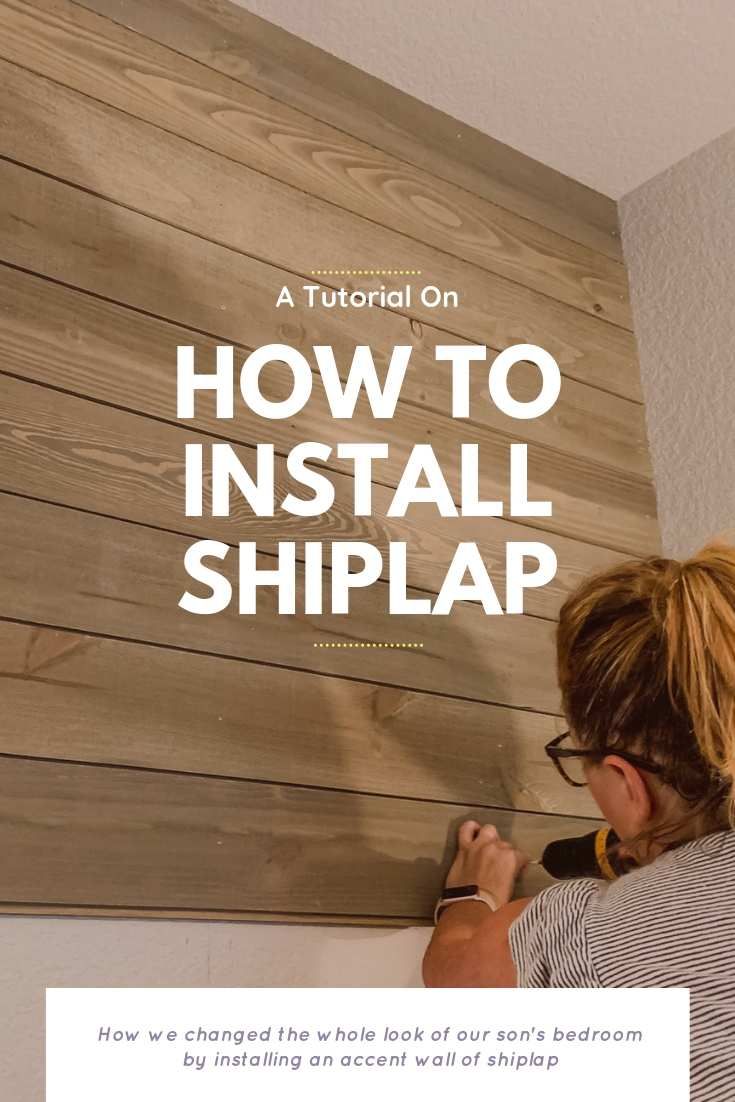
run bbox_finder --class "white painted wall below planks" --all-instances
[0,915,430,1100]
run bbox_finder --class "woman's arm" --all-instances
[423,821,530,987]
[423,897,531,986]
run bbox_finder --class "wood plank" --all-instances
[0,365,657,560]
[0,155,641,406]
[0,168,658,561]
[0,2,628,322]
[0,255,651,481]
[0,0,639,928]
[0,902,420,925]
[0,372,632,617]
[0,755,597,914]
[0,493,561,711]
[70,0,622,260]
[0,60,635,341]
[0,620,599,817]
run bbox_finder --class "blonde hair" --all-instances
[557,542,735,824]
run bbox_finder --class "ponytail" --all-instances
[663,545,735,818]
[557,541,735,823]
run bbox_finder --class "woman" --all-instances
[423,544,735,1101]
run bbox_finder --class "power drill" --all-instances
[539,826,634,880]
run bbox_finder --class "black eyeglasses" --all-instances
[544,730,665,788]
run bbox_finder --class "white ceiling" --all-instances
[236,0,735,198]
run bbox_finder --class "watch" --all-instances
[434,883,499,924]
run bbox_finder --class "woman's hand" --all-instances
[423,821,530,987]
[445,820,529,907]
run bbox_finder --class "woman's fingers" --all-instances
[457,820,481,848]
[457,820,524,859]
[446,822,529,904]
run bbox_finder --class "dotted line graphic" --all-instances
[313,642,424,649]
[309,270,422,276]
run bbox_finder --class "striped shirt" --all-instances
[509,829,735,1101]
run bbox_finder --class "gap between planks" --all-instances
[0,149,639,407]
[64,0,622,263]
[0,609,566,716]
[0,139,642,408]
[0,355,655,544]
[0,50,629,332]
[0,750,599,822]
[0,617,598,816]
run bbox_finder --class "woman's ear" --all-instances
[601,754,654,835]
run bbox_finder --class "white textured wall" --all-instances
[235,0,735,197]
[0,916,429,1100]
[620,127,735,556]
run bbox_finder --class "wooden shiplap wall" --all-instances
[0,0,659,923]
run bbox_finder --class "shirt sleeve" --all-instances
[509,878,602,987]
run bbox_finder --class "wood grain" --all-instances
[0,620,599,817]
[0,3,628,320]
[0,493,562,711]
[69,0,622,260]
[0,251,651,481]
[0,365,657,559]
[0,0,651,922]
[0,57,634,338]
[0,755,597,916]
[0,372,633,617]
[0,156,641,403]
[0,261,638,616]
[0,163,653,562]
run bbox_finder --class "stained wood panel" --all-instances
[0,620,599,817]
[0,368,656,557]
[0,249,651,480]
[0,371,629,618]
[71,0,622,260]
[0,0,655,923]
[0,756,597,916]
[0,155,640,404]
[0,493,561,711]
[0,90,641,400]
[0,6,629,322]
